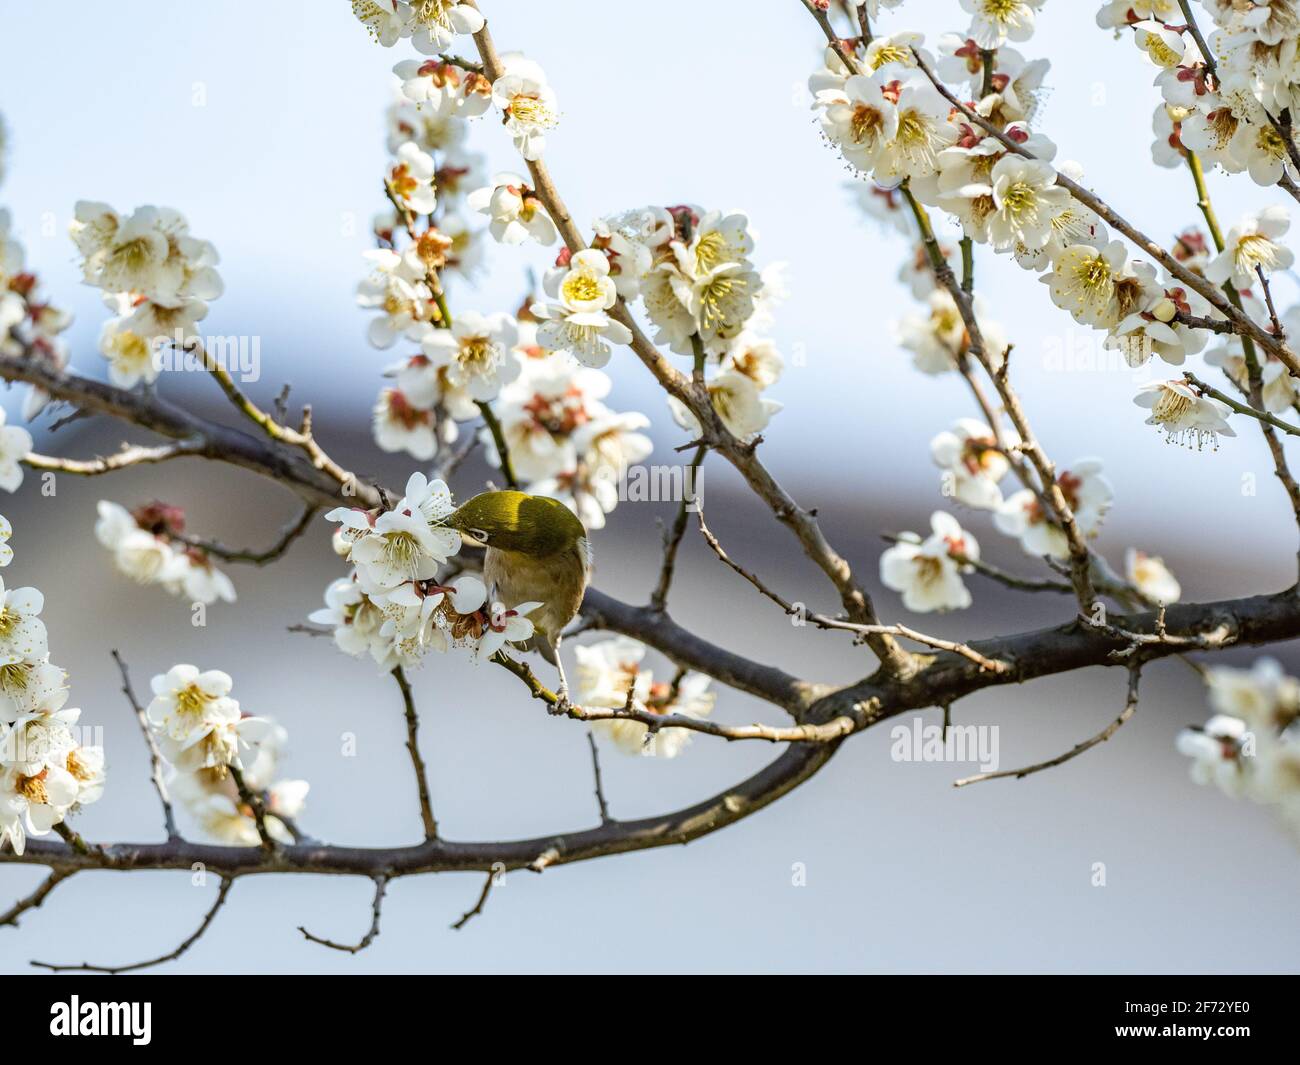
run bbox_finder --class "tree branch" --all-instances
[298,875,388,953]
[393,666,438,840]
[954,664,1142,786]
[111,649,179,841]
[30,876,234,973]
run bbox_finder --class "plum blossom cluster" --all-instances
[799,6,1260,614]
[574,636,716,758]
[69,201,224,388]
[0,517,104,855]
[1096,6,1300,440]
[557,204,786,439]
[146,665,307,845]
[1178,658,1300,836]
[1119,1,1300,188]
[814,14,1264,455]
[94,501,236,606]
[0,128,73,449]
[353,0,484,54]
[488,347,652,530]
[359,42,655,532]
[316,473,540,670]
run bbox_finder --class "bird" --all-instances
[445,490,590,702]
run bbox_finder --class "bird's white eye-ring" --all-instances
[468,527,489,544]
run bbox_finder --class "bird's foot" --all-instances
[549,686,573,715]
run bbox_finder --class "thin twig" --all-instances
[954,665,1142,787]
[493,652,860,742]
[31,877,234,973]
[229,764,275,851]
[698,506,1009,673]
[476,399,519,490]
[649,443,707,612]
[175,504,319,565]
[111,649,179,841]
[451,871,496,930]
[24,438,202,476]
[1184,372,1300,438]
[299,875,388,953]
[586,731,612,824]
[0,870,74,929]
[393,666,438,840]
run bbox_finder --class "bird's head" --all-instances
[446,490,586,557]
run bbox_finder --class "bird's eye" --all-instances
[469,527,489,544]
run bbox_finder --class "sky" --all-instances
[0,1,1297,974]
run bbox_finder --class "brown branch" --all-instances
[30,876,234,973]
[1184,372,1300,438]
[229,764,275,852]
[493,651,860,743]
[0,870,74,929]
[697,509,1010,673]
[450,871,496,930]
[954,664,1142,787]
[175,503,319,565]
[649,444,707,612]
[7,590,1300,879]
[111,649,179,841]
[587,731,612,824]
[1173,312,1236,336]
[299,875,388,953]
[476,399,519,489]
[393,666,438,840]
[24,438,203,475]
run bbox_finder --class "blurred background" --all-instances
[0,1,1296,974]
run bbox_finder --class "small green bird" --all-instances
[446,490,590,702]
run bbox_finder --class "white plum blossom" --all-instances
[818,72,900,173]
[1043,240,1155,330]
[880,512,979,613]
[930,419,1011,510]
[961,0,1044,49]
[986,156,1071,251]
[874,81,959,188]
[668,369,781,441]
[387,141,438,216]
[1133,379,1236,449]
[1176,714,1251,796]
[896,290,1008,374]
[995,461,1114,559]
[421,312,521,402]
[405,0,485,55]
[0,407,31,492]
[99,306,160,388]
[1126,549,1181,605]
[575,637,716,758]
[351,0,409,46]
[533,250,633,368]
[492,54,559,161]
[373,388,439,460]
[1204,206,1294,289]
[393,58,493,117]
[467,173,557,245]
[357,248,434,349]
[0,576,45,666]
